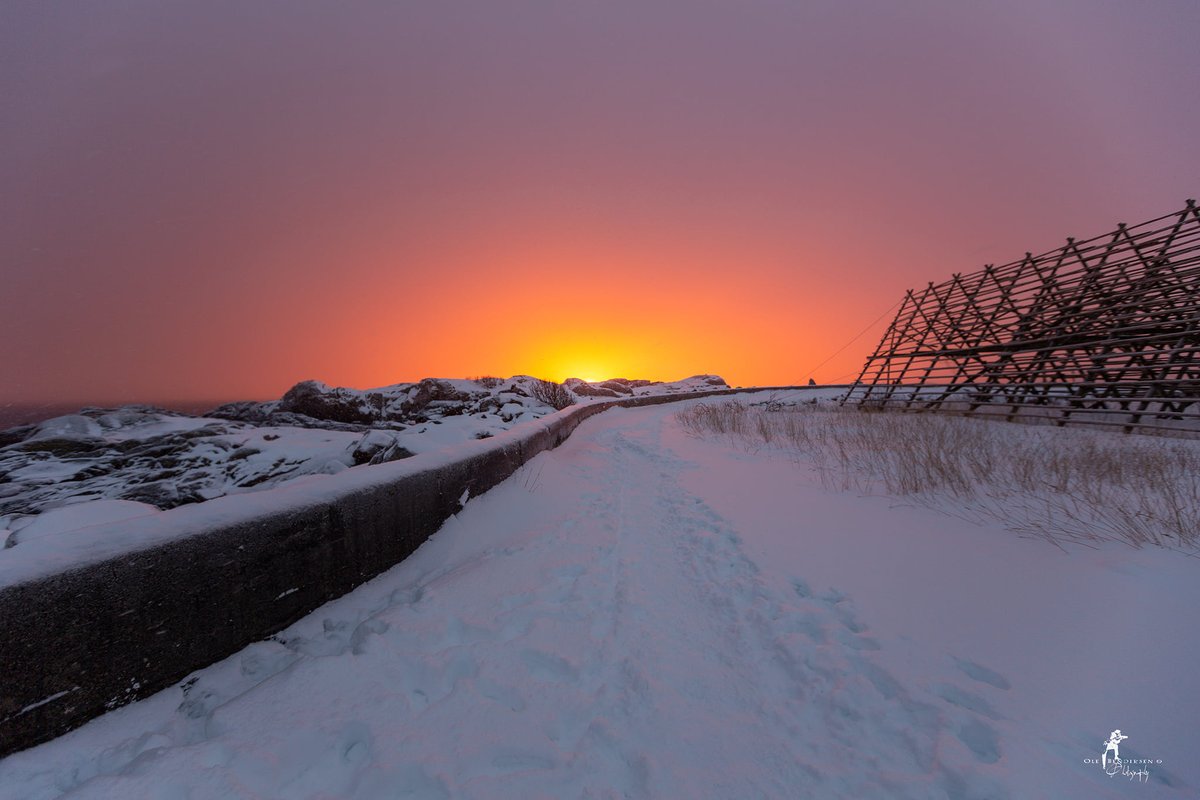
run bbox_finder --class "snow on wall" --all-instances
[0,387,797,757]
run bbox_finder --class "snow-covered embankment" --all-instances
[0,386,766,758]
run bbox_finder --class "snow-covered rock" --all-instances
[348,430,411,466]
[28,414,103,442]
[0,375,731,548]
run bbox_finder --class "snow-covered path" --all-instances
[3,401,1196,798]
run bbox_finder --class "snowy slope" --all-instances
[2,399,1193,798]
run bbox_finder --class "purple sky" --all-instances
[3,1,1197,404]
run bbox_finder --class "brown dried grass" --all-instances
[677,400,1200,551]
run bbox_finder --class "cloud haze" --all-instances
[3,1,1197,403]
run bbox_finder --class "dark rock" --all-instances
[120,482,205,509]
[570,384,622,398]
[263,413,369,432]
[11,437,106,456]
[0,425,35,449]
[349,430,414,466]
[209,401,274,425]
[405,379,476,413]
[70,465,115,482]
[278,381,377,425]
[596,380,634,395]
[370,443,413,466]
[350,431,395,466]
[177,426,225,440]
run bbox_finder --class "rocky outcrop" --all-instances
[215,378,507,428]
[0,374,729,543]
[277,381,379,425]
[0,410,413,535]
[567,383,622,398]
[404,378,479,413]
[349,430,414,466]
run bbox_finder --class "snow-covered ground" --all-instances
[2,398,1195,798]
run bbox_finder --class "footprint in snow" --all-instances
[934,683,1003,721]
[956,717,1001,764]
[953,656,1012,690]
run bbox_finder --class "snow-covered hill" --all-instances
[0,376,728,548]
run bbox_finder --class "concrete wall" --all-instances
[0,388,794,756]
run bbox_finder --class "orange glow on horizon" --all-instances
[327,241,861,395]
[5,4,1193,406]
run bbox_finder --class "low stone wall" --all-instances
[0,387,798,756]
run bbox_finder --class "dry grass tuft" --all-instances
[531,379,575,411]
[676,400,1200,551]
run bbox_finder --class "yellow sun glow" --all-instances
[527,336,628,384]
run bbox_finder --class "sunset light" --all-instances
[1,2,1195,408]
[4,3,1199,795]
